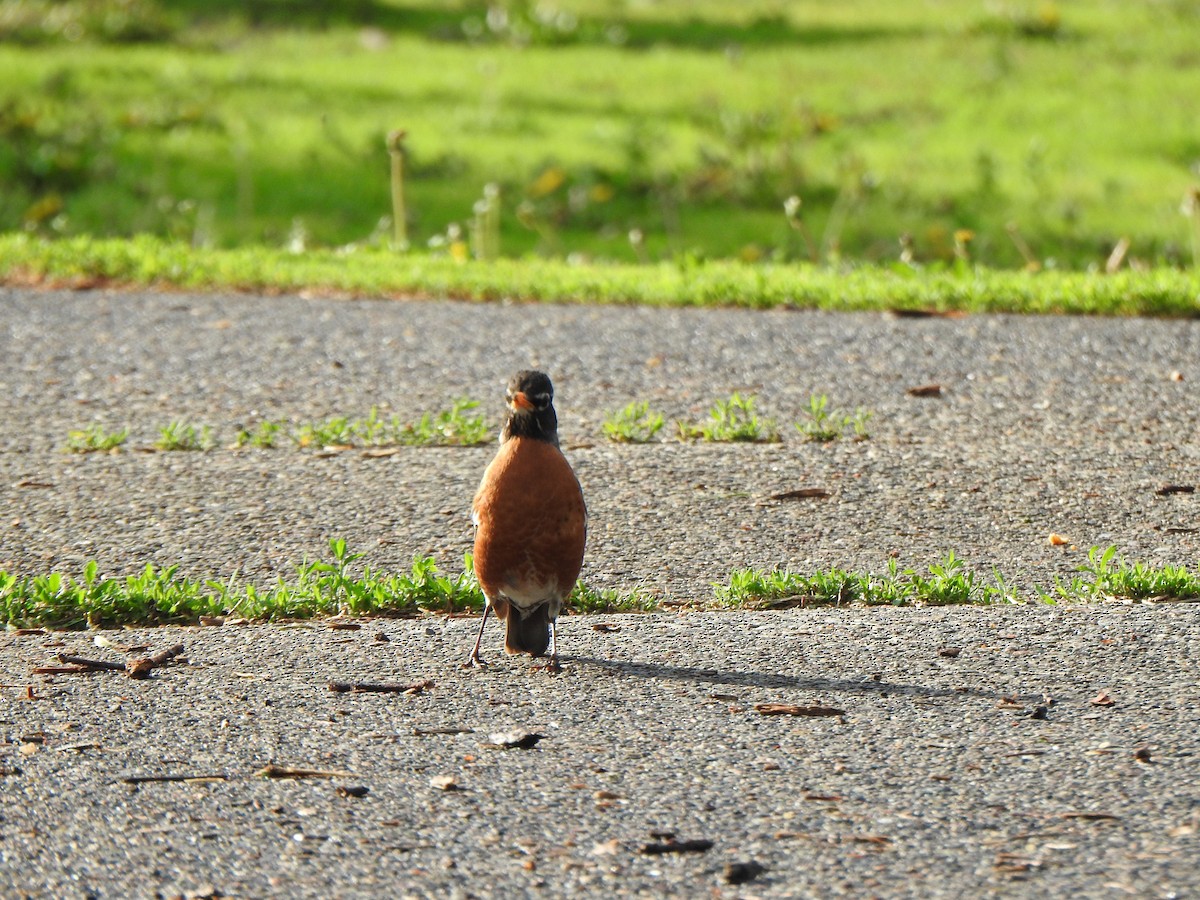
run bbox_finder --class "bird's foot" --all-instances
[531,657,561,674]
[463,653,488,670]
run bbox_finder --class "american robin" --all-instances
[467,370,587,669]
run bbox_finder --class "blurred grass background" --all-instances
[2,0,1199,269]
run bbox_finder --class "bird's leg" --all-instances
[465,602,491,668]
[546,617,561,672]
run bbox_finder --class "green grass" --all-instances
[715,548,1200,608]
[72,398,874,451]
[1,1,1199,270]
[64,424,129,453]
[678,393,780,443]
[1046,545,1200,604]
[5,234,1200,316]
[288,401,495,448]
[154,420,213,451]
[0,538,645,629]
[65,403,493,453]
[602,401,665,443]
[257,401,493,449]
[795,394,872,443]
[5,543,1197,630]
[716,553,1019,608]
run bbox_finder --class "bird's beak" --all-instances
[509,391,534,411]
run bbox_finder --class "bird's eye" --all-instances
[532,392,551,407]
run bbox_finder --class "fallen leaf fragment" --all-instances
[1155,484,1195,496]
[639,839,713,855]
[994,852,1037,873]
[1090,691,1116,707]
[804,793,843,802]
[724,861,766,885]
[938,647,962,658]
[362,448,402,458]
[1046,533,1070,546]
[768,488,832,501]
[889,308,964,319]
[906,384,943,397]
[591,623,620,633]
[754,703,844,717]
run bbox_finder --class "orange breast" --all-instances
[472,438,587,613]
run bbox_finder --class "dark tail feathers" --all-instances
[505,604,551,657]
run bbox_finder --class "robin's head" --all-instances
[502,369,558,443]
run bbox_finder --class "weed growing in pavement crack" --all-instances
[678,393,780,443]
[64,424,129,453]
[796,394,873,442]
[603,401,665,443]
[1041,545,1200,604]
[716,553,1021,608]
[7,545,1195,629]
[154,421,213,451]
[0,540,649,628]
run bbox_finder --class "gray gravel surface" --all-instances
[1,287,1199,897]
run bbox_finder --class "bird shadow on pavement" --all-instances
[562,655,1016,701]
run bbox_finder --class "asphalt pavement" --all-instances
[1,286,1199,897]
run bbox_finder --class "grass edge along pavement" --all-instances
[3,542,1199,631]
[3,234,1200,316]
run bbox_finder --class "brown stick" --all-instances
[55,653,126,672]
[256,764,354,779]
[122,774,229,784]
[329,679,433,695]
[126,644,185,679]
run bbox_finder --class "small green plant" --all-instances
[154,421,212,451]
[401,398,492,446]
[716,553,1019,608]
[1042,545,1200,604]
[568,582,658,613]
[351,406,392,445]
[678,393,779,443]
[286,401,491,449]
[603,401,665,443]
[0,539,485,629]
[715,566,862,608]
[293,416,355,448]
[795,394,873,442]
[64,424,129,453]
[234,419,284,449]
